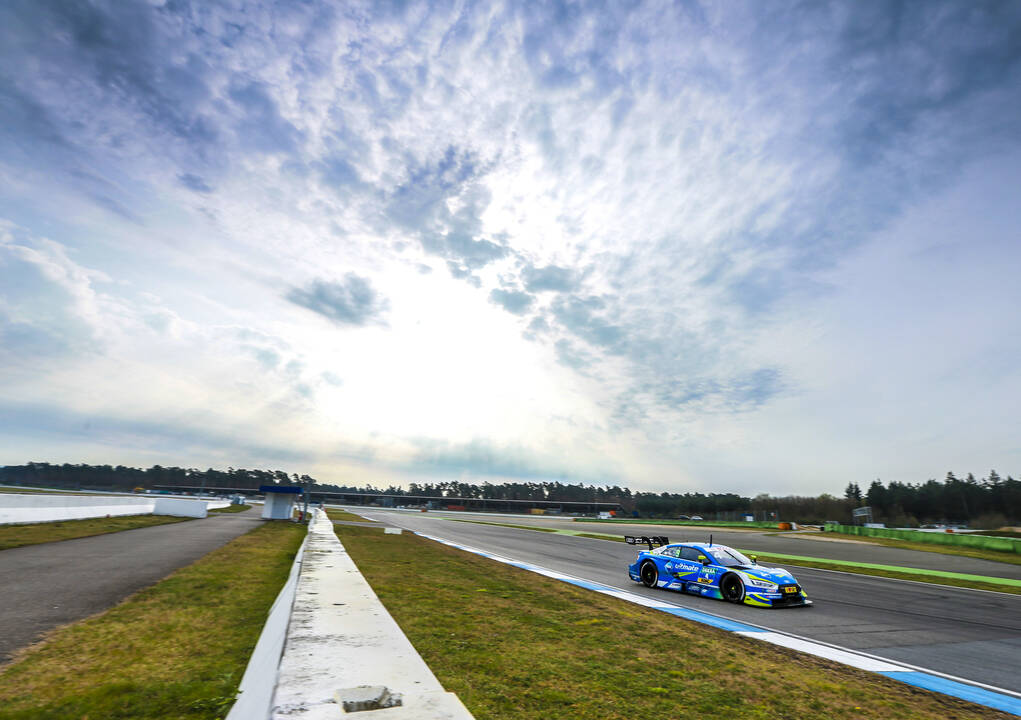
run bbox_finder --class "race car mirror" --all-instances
[625,535,669,550]
[750,554,759,564]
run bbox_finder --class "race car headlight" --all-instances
[746,578,778,590]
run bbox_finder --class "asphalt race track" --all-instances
[354,510,1021,694]
[0,512,263,664]
[452,514,1021,579]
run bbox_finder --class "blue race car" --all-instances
[626,536,812,608]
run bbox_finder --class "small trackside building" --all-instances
[261,485,302,520]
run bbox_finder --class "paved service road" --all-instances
[357,510,1021,694]
[0,512,264,664]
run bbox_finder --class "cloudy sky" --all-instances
[1,1,1019,495]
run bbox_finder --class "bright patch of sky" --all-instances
[1,1,1019,494]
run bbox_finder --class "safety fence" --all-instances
[829,525,1021,554]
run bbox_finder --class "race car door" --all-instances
[673,546,705,587]
[656,546,682,585]
[682,547,720,590]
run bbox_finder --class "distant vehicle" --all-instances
[690,515,704,521]
[626,536,812,608]
[677,514,691,520]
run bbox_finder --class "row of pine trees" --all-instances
[1,462,1018,525]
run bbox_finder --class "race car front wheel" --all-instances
[721,574,745,603]
[640,561,659,588]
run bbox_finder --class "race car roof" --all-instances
[675,542,737,552]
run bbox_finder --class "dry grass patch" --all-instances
[0,521,306,719]
[0,515,191,551]
[336,524,1010,720]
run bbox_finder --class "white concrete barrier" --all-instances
[0,493,154,524]
[226,510,474,719]
[225,533,309,720]
[153,497,208,518]
[271,510,474,719]
[0,493,226,524]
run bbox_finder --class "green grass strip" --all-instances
[576,517,781,528]
[829,525,1021,554]
[0,515,191,551]
[736,553,1021,595]
[326,508,378,523]
[335,524,1008,720]
[448,518,558,532]
[812,532,1021,567]
[0,520,307,719]
[731,550,1021,587]
[455,520,1021,593]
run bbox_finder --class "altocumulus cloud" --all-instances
[522,264,576,293]
[489,288,534,316]
[286,275,389,327]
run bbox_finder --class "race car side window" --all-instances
[679,547,702,561]
[660,546,680,558]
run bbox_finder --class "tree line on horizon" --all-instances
[1,462,1018,526]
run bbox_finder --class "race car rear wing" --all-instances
[625,535,669,550]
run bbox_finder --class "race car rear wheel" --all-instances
[640,561,659,588]
[721,574,745,603]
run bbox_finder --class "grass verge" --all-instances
[0,520,306,719]
[746,553,1020,594]
[336,525,1008,719]
[455,519,1021,594]
[965,530,1021,539]
[0,515,191,551]
[577,517,780,529]
[209,504,252,514]
[818,532,1021,567]
[449,518,557,532]
[326,508,377,523]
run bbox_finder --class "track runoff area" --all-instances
[347,508,1021,717]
